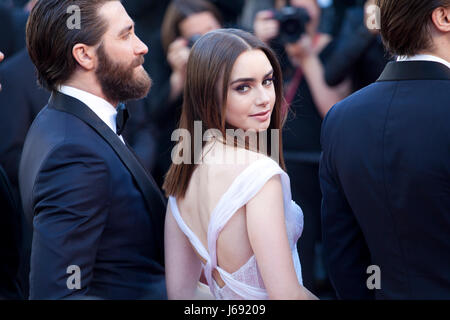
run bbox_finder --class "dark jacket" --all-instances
[320,61,450,299]
[19,92,167,299]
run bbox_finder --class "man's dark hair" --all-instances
[376,0,450,56]
[26,0,118,91]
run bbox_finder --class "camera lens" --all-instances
[275,6,311,44]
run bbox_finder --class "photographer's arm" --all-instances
[286,36,351,118]
[167,38,190,103]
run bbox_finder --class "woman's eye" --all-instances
[236,85,250,93]
[123,33,131,40]
[263,78,274,86]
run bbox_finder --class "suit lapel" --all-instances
[377,61,450,82]
[48,91,166,262]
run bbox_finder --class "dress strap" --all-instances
[169,196,210,263]
[216,266,268,299]
[206,157,292,295]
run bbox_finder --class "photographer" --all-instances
[324,0,389,92]
[253,0,351,297]
[254,0,350,117]
[151,0,223,187]
[162,0,222,103]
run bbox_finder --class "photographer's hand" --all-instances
[253,10,279,44]
[168,38,189,74]
[167,38,189,102]
[285,35,351,118]
[285,34,315,66]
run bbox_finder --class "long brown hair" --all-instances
[163,29,287,199]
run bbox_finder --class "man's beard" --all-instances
[95,44,152,104]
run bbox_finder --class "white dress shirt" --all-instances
[58,85,125,144]
[397,54,450,70]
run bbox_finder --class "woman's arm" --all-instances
[246,175,318,300]
[165,203,209,299]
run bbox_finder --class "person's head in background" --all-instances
[161,0,223,53]
[26,0,151,107]
[376,0,450,60]
[161,0,223,102]
[163,29,286,198]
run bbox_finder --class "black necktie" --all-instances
[116,103,129,136]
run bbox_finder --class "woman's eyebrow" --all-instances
[229,69,274,85]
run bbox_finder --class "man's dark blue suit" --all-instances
[19,92,167,299]
[320,61,450,299]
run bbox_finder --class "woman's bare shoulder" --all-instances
[201,141,269,179]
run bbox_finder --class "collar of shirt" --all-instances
[397,54,450,70]
[58,85,125,143]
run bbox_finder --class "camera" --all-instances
[273,6,311,44]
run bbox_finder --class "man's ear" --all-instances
[431,6,450,32]
[72,44,96,71]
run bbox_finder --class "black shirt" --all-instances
[282,40,336,154]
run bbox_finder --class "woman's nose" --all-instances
[255,87,271,106]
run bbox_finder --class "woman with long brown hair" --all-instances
[163,28,317,300]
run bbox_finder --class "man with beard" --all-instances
[19,0,167,299]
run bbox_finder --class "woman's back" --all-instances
[170,141,304,299]
[177,141,265,275]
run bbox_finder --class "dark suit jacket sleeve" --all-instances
[0,64,35,190]
[0,49,49,193]
[319,108,374,300]
[29,142,110,300]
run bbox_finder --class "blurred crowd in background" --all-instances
[0,0,390,300]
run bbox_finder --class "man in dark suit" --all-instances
[320,0,450,299]
[0,48,48,299]
[0,164,22,300]
[0,49,49,197]
[0,51,24,300]
[0,5,16,59]
[19,0,167,299]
